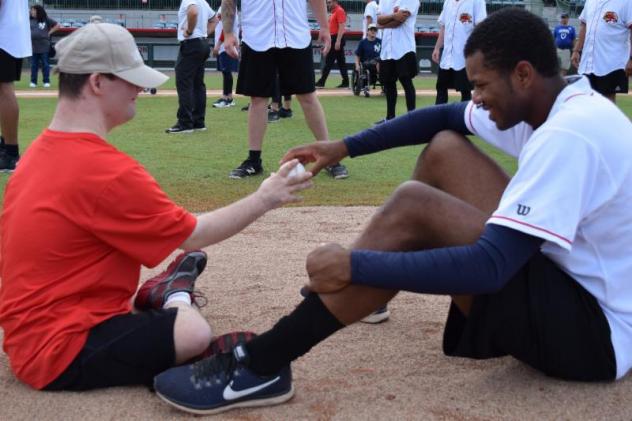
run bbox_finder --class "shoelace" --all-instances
[191,351,235,386]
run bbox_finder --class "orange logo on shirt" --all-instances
[459,13,473,24]
[603,11,619,23]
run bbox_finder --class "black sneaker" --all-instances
[278,107,293,118]
[0,150,19,173]
[325,163,349,180]
[154,343,294,415]
[267,110,280,123]
[241,104,250,112]
[229,160,263,179]
[193,124,207,132]
[165,124,193,134]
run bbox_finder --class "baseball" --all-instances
[288,162,306,178]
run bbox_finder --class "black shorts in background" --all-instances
[443,253,616,382]
[0,49,23,83]
[436,68,472,93]
[379,51,418,84]
[236,43,315,98]
[44,308,178,390]
[586,69,629,96]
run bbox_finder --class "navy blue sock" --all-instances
[245,293,344,375]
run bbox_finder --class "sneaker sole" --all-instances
[333,173,349,180]
[165,129,194,134]
[193,127,208,132]
[155,385,295,415]
[360,309,390,324]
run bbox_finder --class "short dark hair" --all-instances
[464,8,559,77]
[58,73,117,99]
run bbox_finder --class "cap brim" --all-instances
[114,64,169,89]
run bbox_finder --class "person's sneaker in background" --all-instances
[154,343,294,415]
[165,124,194,134]
[223,98,236,107]
[229,159,263,179]
[134,251,207,310]
[325,163,349,180]
[360,306,390,324]
[43,83,51,88]
[212,98,227,108]
[278,107,293,118]
[0,150,19,173]
[241,103,250,112]
[268,110,280,123]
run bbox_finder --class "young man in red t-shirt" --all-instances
[316,0,349,88]
[0,23,313,391]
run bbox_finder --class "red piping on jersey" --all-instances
[563,92,591,102]
[273,0,278,47]
[467,102,476,134]
[282,0,288,47]
[490,215,572,244]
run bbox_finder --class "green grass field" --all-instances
[7,73,632,211]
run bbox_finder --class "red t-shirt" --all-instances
[0,130,197,389]
[329,4,346,36]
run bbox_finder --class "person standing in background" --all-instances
[0,0,31,172]
[432,0,486,104]
[363,0,379,39]
[316,0,349,89]
[165,0,218,134]
[29,4,60,88]
[553,13,576,76]
[212,12,239,108]
[571,0,632,103]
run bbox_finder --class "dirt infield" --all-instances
[2,206,631,420]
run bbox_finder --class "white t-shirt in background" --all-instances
[379,0,420,60]
[240,0,311,51]
[0,0,32,58]
[437,0,487,70]
[465,76,632,380]
[177,0,216,42]
[363,1,379,38]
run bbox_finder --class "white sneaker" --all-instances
[29,83,37,88]
[360,306,390,324]
[43,83,51,88]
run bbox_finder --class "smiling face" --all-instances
[466,51,526,131]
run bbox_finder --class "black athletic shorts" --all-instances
[436,68,472,93]
[236,42,315,97]
[43,308,178,390]
[0,49,23,83]
[379,51,418,84]
[443,253,616,382]
[586,69,629,96]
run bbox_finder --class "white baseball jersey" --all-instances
[437,0,486,70]
[0,0,32,58]
[379,0,420,60]
[578,0,632,76]
[214,14,240,55]
[177,0,217,42]
[363,1,379,38]
[464,76,632,380]
[239,0,311,51]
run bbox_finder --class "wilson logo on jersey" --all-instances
[459,13,473,24]
[517,204,531,216]
[603,11,619,24]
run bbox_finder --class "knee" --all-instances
[375,180,430,225]
[419,130,471,170]
[296,93,316,106]
[174,310,212,357]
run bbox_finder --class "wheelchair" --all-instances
[352,59,380,97]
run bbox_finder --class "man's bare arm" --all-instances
[309,0,332,55]
[207,14,218,36]
[184,4,199,37]
[221,0,236,34]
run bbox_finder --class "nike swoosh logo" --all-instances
[222,376,280,401]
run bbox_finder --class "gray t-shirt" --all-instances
[30,17,57,54]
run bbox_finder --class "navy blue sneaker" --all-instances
[154,344,294,415]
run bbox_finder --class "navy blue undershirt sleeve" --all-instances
[343,102,471,158]
[350,224,544,295]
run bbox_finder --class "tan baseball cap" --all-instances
[55,23,168,88]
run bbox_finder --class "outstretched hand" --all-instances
[304,243,352,294]
[280,140,348,176]
[255,159,313,210]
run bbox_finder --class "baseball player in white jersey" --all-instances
[432,0,486,104]
[363,0,379,38]
[571,0,632,102]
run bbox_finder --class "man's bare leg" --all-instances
[0,82,19,144]
[296,92,328,140]
[247,96,269,151]
[166,302,213,364]
[320,131,510,324]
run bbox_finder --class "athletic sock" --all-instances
[4,144,19,157]
[248,150,261,163]
[245,293,344,376]
[163,291,191,308]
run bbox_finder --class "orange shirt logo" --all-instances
[459,13,473,24]
[603,11,619,24]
